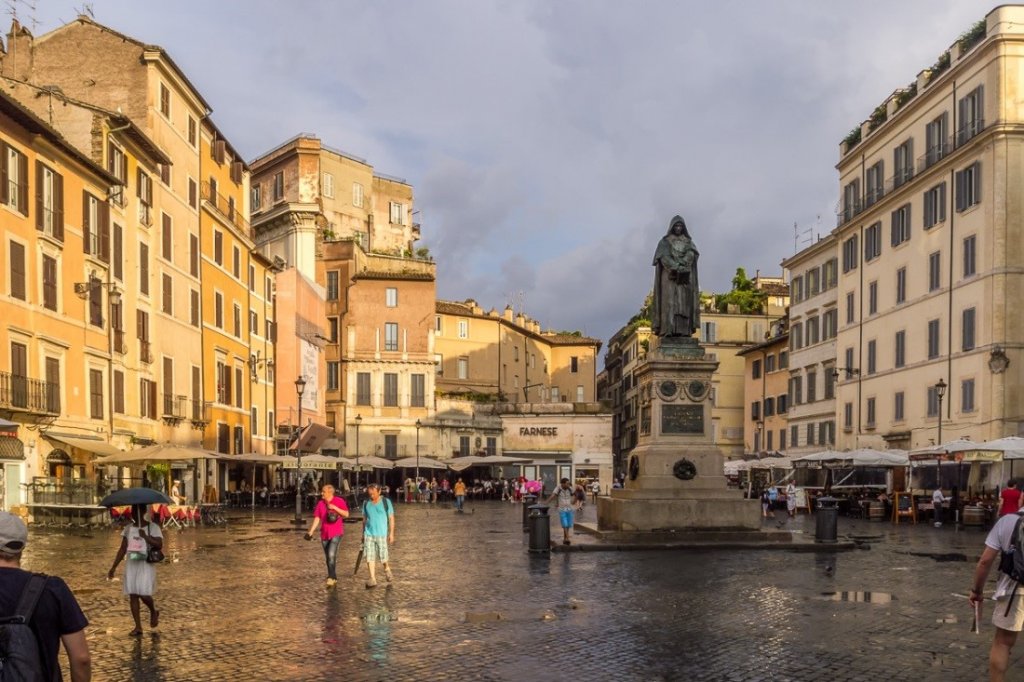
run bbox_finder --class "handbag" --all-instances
[325,511,340,524]
[146,547,164,564]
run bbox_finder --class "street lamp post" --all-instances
[935,378,953,524]
[354,414,362,498]
[294,376,307,523]
[415,419,422,486]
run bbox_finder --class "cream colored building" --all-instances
[834,7,1024,450]
[781,235,839,455]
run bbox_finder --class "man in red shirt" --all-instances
[999,479,1023,517]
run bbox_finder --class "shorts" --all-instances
[993,593,1024,631]
[364,536,389,563]
[559,509,574,529]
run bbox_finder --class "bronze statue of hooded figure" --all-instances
[651,215,701,338]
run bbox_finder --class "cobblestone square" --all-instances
[19,501,1023,681]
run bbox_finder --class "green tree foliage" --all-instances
[625,291,653,334]
[714,267,767,314]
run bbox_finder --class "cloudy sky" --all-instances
[25,0,994,348]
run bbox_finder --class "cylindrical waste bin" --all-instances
[867,501,885,521]
[522,494,538,532]
[528,504,551,553]
[815,496,838,543]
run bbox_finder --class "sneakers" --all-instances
[326,578,337,588]
[365,578,378,589]
[934,522,943,528]
[384,568,393,583]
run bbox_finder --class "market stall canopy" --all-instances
[391,456,448,469]
[222,453,293,465]
[792,449,908,469]
[0,417,19,429]
[44,433,123,457]
[93,442,224,465]
[911,437,1024,463]
[447,454,532,472]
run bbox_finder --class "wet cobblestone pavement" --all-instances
[19,500,1024,681]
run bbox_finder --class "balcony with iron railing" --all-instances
[190,399,212,429]
[163,393,187,419]
[201,181,253,240]
[0,370,60,415]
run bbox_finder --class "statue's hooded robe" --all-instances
[651,215,700,337]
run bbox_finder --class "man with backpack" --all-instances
[969,507,1024,680]
[0,511,91,681]
[361,483,395,588]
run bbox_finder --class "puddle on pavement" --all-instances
[820,591,895,604]
[902,551,969,562]
[266,527,302,533]
[465,611,502,623]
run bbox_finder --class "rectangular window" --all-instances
[924,183,946,229]
[867,340,876,375]
[957,85,984,145]
[352,183,363,208]
[188,178,197,209]
[571,356,579,373]
[823,309,838,340]
[894,391,905,421]
[234,367,243,408]
[702,321,717,343]
[963,235,977,278]
[844,348,855,379]
[766,430,773,451]
[956,162,981,212]
[232,246,240,279]
[790,323,802,351]
[751,401,761,421]
[962,307,976,351]
[114,369,125,414]
[846,292,855,324]
[766,354,776,373]
[806,423,815,446]
[189,234,199,277]
[89,369,103,419]
[457,357,468,380]
[927,385,940,417]
[893,138,914,188]
[328,317,338,343]
[823,258,838,289]
[842,235,859,272]
[925,112,949,166]
[190,290,200,327]
[928,319,940,359]
[159,83,171,117]
[82,191,110,260]
[929,251,941,291]
[251,184,261,212]
[824,369,835,400]
[36,162,64,240]
[791,375,803,405]
[865,161,884,206]
[137,169,153,226]
[764,396,775,417]
[791,276,803,303]
[868,281,877,315]
[251,407,258,436]
[778,393,788,413]
[3,144,26,216]
[891,203,911,247]
[807,371,817,403]
[215,292,223,328]
[322,172,334,198]
[866,397,876,427]
[841,179,860,223]
[389,201,405,225]
[790,425,799,448]
[113,225,122,281]
[162,273,173,314]
[896,267,907,304]
[806,317,819,346]
[864,222,882,261]
[214,231,223,265]
[411,374,425,407]
[779,351,788,369]
[248,310,257,336]
[962,378,976,413]
[752,359,762,380]
[384,322,399,351]
[139,243,149,295]
[459,436,470,457]
[779,429,786,451]
[895,330,906,368]
[356,372,371,405]
[107,142,126,205]
[326,271,339,301]
[434,354,443,375]
[327,361,340,391]
[233,304,241,338]
[272,171,284,200]
[383,373,398,406]
[187,115,197,147]
[806,267,820,296]
[385,287,398,307]
[457,319,468,339]
[844,402,853,429]
[384,434,398,459]
[9,241,25,301]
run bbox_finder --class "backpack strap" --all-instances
[11,574,47,624]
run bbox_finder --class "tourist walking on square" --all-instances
[968,507,1024,681]
[108,504,162,636]
[760,488,774,518]
[0,511,91,681]
[1000,479,1024,517]
[361,483,395,588]
[304,484,349,588]
[454,478,467,512]
[786,482,798,518]
[546,478,582,546]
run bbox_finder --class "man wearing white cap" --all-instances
[0,511,91,681]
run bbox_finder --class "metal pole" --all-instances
[355,419,361,497]
[415,420,421,488]
[295,399,303,523]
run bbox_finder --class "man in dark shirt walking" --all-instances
[0,511,91,681]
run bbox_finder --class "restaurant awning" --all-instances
[43,434,123,457]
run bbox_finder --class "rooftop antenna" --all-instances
[73,3,93,19]
[793,221,812,253]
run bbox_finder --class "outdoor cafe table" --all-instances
[26,503,107,527]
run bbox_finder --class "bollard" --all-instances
[815,496,839,543]
[528,504,551,553]
[522,494,538,532]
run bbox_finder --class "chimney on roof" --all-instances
[503,305,514,322]
[4,20,34,81]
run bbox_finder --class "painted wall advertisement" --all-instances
[300,340,319,412]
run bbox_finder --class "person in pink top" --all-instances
[999,479,1024,517]
[304,484,350,588]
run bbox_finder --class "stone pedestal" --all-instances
[598,338,760,532]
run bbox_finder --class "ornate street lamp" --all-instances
[415,419,422,486]
[293,375,306,523]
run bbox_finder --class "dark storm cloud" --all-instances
[33,0,994,347]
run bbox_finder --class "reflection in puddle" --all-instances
[821,591,894,604]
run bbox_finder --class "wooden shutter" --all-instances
[136,167,143,198]
[113,224,123,280]
[973,163,982,203]
[16,151,27,217]
[225,366,232,406]
[113,370,124,414]
[162,213,172,259]
[234,367,242,407]
[82,192,91,255]
[890,210,899,246]
[9,241,24,300]
[231,161,243,184]
[35,161,43,231]
[53,172,64,241]
[190,234,198,276]
[150,379,158,419]
[136,309,144,340]
[162,274,172,314]
[139,243,149,295]
[0,142,8,205]
[99,200,110,262]
[214,139,226,164]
